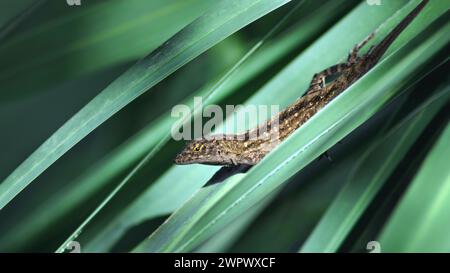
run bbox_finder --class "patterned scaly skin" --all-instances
[175,0,429,166]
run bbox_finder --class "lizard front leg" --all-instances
[308,63,348,92]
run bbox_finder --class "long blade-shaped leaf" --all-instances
[133,1,449,252]
[300,83,450,253]
[0,0,212,100]
[73,0,359,253]
[0,0,291,210]
[57,0,314,253]
[379,121,450,252]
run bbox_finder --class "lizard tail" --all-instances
[367,0,429,64]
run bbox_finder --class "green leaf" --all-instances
[194,189,277,253]
[69,0,362,252]
[0,0,213,99]
[0,0,291,211]
[229,88,413,252]
[133,0,449,252]
[60,0,335,252]
[379,120,450,252]
[300,83,450,253]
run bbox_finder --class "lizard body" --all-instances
[175,0,429,166]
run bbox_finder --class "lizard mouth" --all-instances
[174,153,228,166]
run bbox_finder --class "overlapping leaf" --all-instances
[379,120,450,252]
[133,0,449,252]
[300,83,450,253]
[0,0,291,211]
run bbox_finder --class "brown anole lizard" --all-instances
[175,0,429,167]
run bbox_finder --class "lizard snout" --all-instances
[174,152,185,164]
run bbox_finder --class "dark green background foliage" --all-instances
[0,0,448,253]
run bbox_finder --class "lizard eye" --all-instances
[193,144,204,152]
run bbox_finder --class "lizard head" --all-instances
[174,138,231,166]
